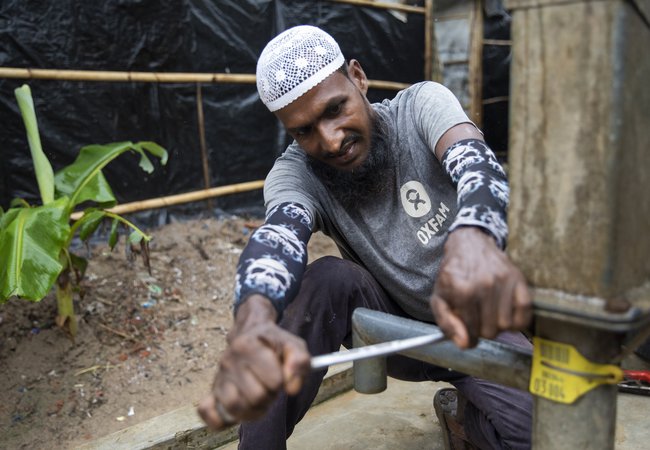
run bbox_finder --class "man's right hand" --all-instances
[198,294,310,429]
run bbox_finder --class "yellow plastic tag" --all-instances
[529,337,623,404]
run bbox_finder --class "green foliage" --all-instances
[54,140,167,212]
[0,84,168,338]
[0,198,69,300]
[14,85,55,205]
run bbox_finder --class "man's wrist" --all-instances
[450,225,499,247]
[447,226,501,253]
[230,294,278,340]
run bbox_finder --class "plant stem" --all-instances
[56,275,77,339]
[104,212,151,241]
[14,85,54,205]
[66,217,86,247]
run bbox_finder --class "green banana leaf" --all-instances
[54,141,168,211]
[77,209,107,241]
[108,218,119,250]
[56,170,117,210]
[14,85,55,205]
[0,197,70,302]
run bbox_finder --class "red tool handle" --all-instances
[624,370,650,383]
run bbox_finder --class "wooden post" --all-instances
[424,0,443,82]
[505,0,650,448]
[468,0,484,128]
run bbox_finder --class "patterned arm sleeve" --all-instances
[442,138,510,249]
[233,202,313,320]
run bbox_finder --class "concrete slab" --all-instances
[220,378,650,450]
[616,393,650,450]
[219,378,448,450]
[77,361,650,449]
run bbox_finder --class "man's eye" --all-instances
[295,127,311,137]
[326,101,344,116]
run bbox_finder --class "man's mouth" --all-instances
[338,141,355,161]
[332,136,361,167]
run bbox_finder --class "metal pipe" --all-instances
[351,308,532,391]
[352,324,387,394]
[532,317,622,450]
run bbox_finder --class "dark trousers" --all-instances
[238,256,532,450]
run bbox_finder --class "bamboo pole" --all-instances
[483,38,512,46]
[483,95,509,105]
[424,0,443,82]
[329,0,425,14]
[425,0,432,81]
[0,67,257,84]
[443,59,470,66]
[367,79,410,91]
[468,0,484,128]
[70,180,265,221]
[196,84,213,210]
[0,67,409,91]
[436,12,473,21]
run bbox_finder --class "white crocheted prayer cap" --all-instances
[256,25,345,112]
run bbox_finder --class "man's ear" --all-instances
[347,59,368,95]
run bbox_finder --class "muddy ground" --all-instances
[0,214,339,449]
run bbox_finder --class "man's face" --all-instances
[274,60,373,172]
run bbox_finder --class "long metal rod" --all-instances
[311,331,445,370]
[352,308,532,391]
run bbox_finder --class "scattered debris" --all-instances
[74,363,119,377]
[0,216,339,449]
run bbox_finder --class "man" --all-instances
[199,25,533,449]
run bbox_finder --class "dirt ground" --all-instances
[0,214,339,450]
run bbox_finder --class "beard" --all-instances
[307,112,392,206]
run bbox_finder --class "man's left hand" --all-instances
[430,227,532,348]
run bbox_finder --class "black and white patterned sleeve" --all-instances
[442,138,509,249]
[233,202,313,320]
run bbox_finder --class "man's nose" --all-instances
[316,121,344,157]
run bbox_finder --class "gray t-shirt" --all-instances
[264,81,472,321]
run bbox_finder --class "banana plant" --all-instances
[0,84,168,339]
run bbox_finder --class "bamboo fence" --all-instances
[3,0,511,217]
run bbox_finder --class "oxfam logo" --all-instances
[400,181,431,218]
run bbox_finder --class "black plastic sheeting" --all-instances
[0,0,426,214]
[482,1,512,156]
[0,1,510,218]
